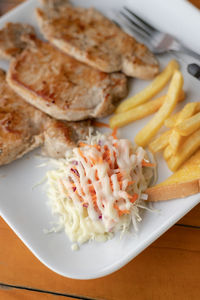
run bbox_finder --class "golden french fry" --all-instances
[178,102,198,120]
[110,91,184,129]
[168,130,183,154]
[148,130,172,153]
[163,144,174,160]
[167,128,200,171]
[135,70,183,148]
[175,112,200,136]
[165,102,200,128]
[164,112,180,128]
[115,60,179,113]
[168,102,194,153]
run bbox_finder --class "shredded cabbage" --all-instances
[46,130,155,248]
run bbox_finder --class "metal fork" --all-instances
[120,7,200,62]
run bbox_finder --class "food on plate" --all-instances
[36,0,159,79]
[164,112,180,128]
[166,128,200,171]
[0,68,90,165]
[149,130,172,153]
[168,130,183,155]
[109,90,185,129]
[175,112,200,136]
[146,149,200,201]
[115,60,179,113]
[165,102,200,128]
[168,102,198,153]
[151,102,200,155]
[42,119,91,159]
[163,144,174,160]
[0,22,35,60]
[135,70,183,147]
[0,23,127,121]
[0,69,44,165]
[149,101,200,172]
[46,130,155,247]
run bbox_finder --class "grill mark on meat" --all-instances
[0,24,128,121]
[0,69,91,166]
[36,0,159,79]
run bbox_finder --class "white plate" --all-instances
[0,0,199,280]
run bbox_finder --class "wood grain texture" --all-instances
[178,203,200,226]
[189,0,200,9]
[0,217,199,300]
[0,287,74,300]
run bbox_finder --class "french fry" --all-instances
[165,102,200,128]
[149,130,172,153]
[168,102,195,153]
[175,112,200,136]
[115,60,179,113]
[134,70,183,148]
[167,128,200,171]
[109,91,184,129]
[168,130,183,154]
[164,112,180,128]
[178,102,199,120]
[163,144,174,160]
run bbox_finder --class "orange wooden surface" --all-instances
[0,216,200,300]
[189,0,200,9]
[0,1,200,299]
[0,287,73,300]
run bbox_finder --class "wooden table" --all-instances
[0,1,200,299]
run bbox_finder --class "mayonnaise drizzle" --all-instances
[46,131,155,248]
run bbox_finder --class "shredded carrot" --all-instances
[114,204,130,217]
[78,149,87,163]
[127,181,135,186]
[112,127,118,139]
[95,170,99,181]
[129,193,138,203]
[88,155,103,165]
[92,121,110,128]
[79,142,100,151]
[117,172,124,181]
[142,160,155,167]
[79,142,89,147]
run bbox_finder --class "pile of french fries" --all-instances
[110,59,200,172]
[149,102,200,171]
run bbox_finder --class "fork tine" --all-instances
[119,14,150,41]
[124,7,156,33]
[120,11,151,38]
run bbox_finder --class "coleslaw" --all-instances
[46,129,155,248]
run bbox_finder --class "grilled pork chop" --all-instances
[36,0,159,79]
[0,23,35,60]
[0,69,90,166]
[0,23,127,121]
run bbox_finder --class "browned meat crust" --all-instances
[0,69,91,166]
[36,0,159,79]
[6,34,127,121]
[0,69,44,165]
[0,22,35,60]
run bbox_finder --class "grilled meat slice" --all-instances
[0,69,44,165]
[5,31,127,121]
[0,22,35,60]
[0,69,90,166]
[42,119,91,158]
[36,0,159,79]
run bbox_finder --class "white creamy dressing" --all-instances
[46,131,154,248]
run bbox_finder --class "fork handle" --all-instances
[176,44,200,61]
[187,64,200,80]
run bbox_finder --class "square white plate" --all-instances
[0,0,199,280]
